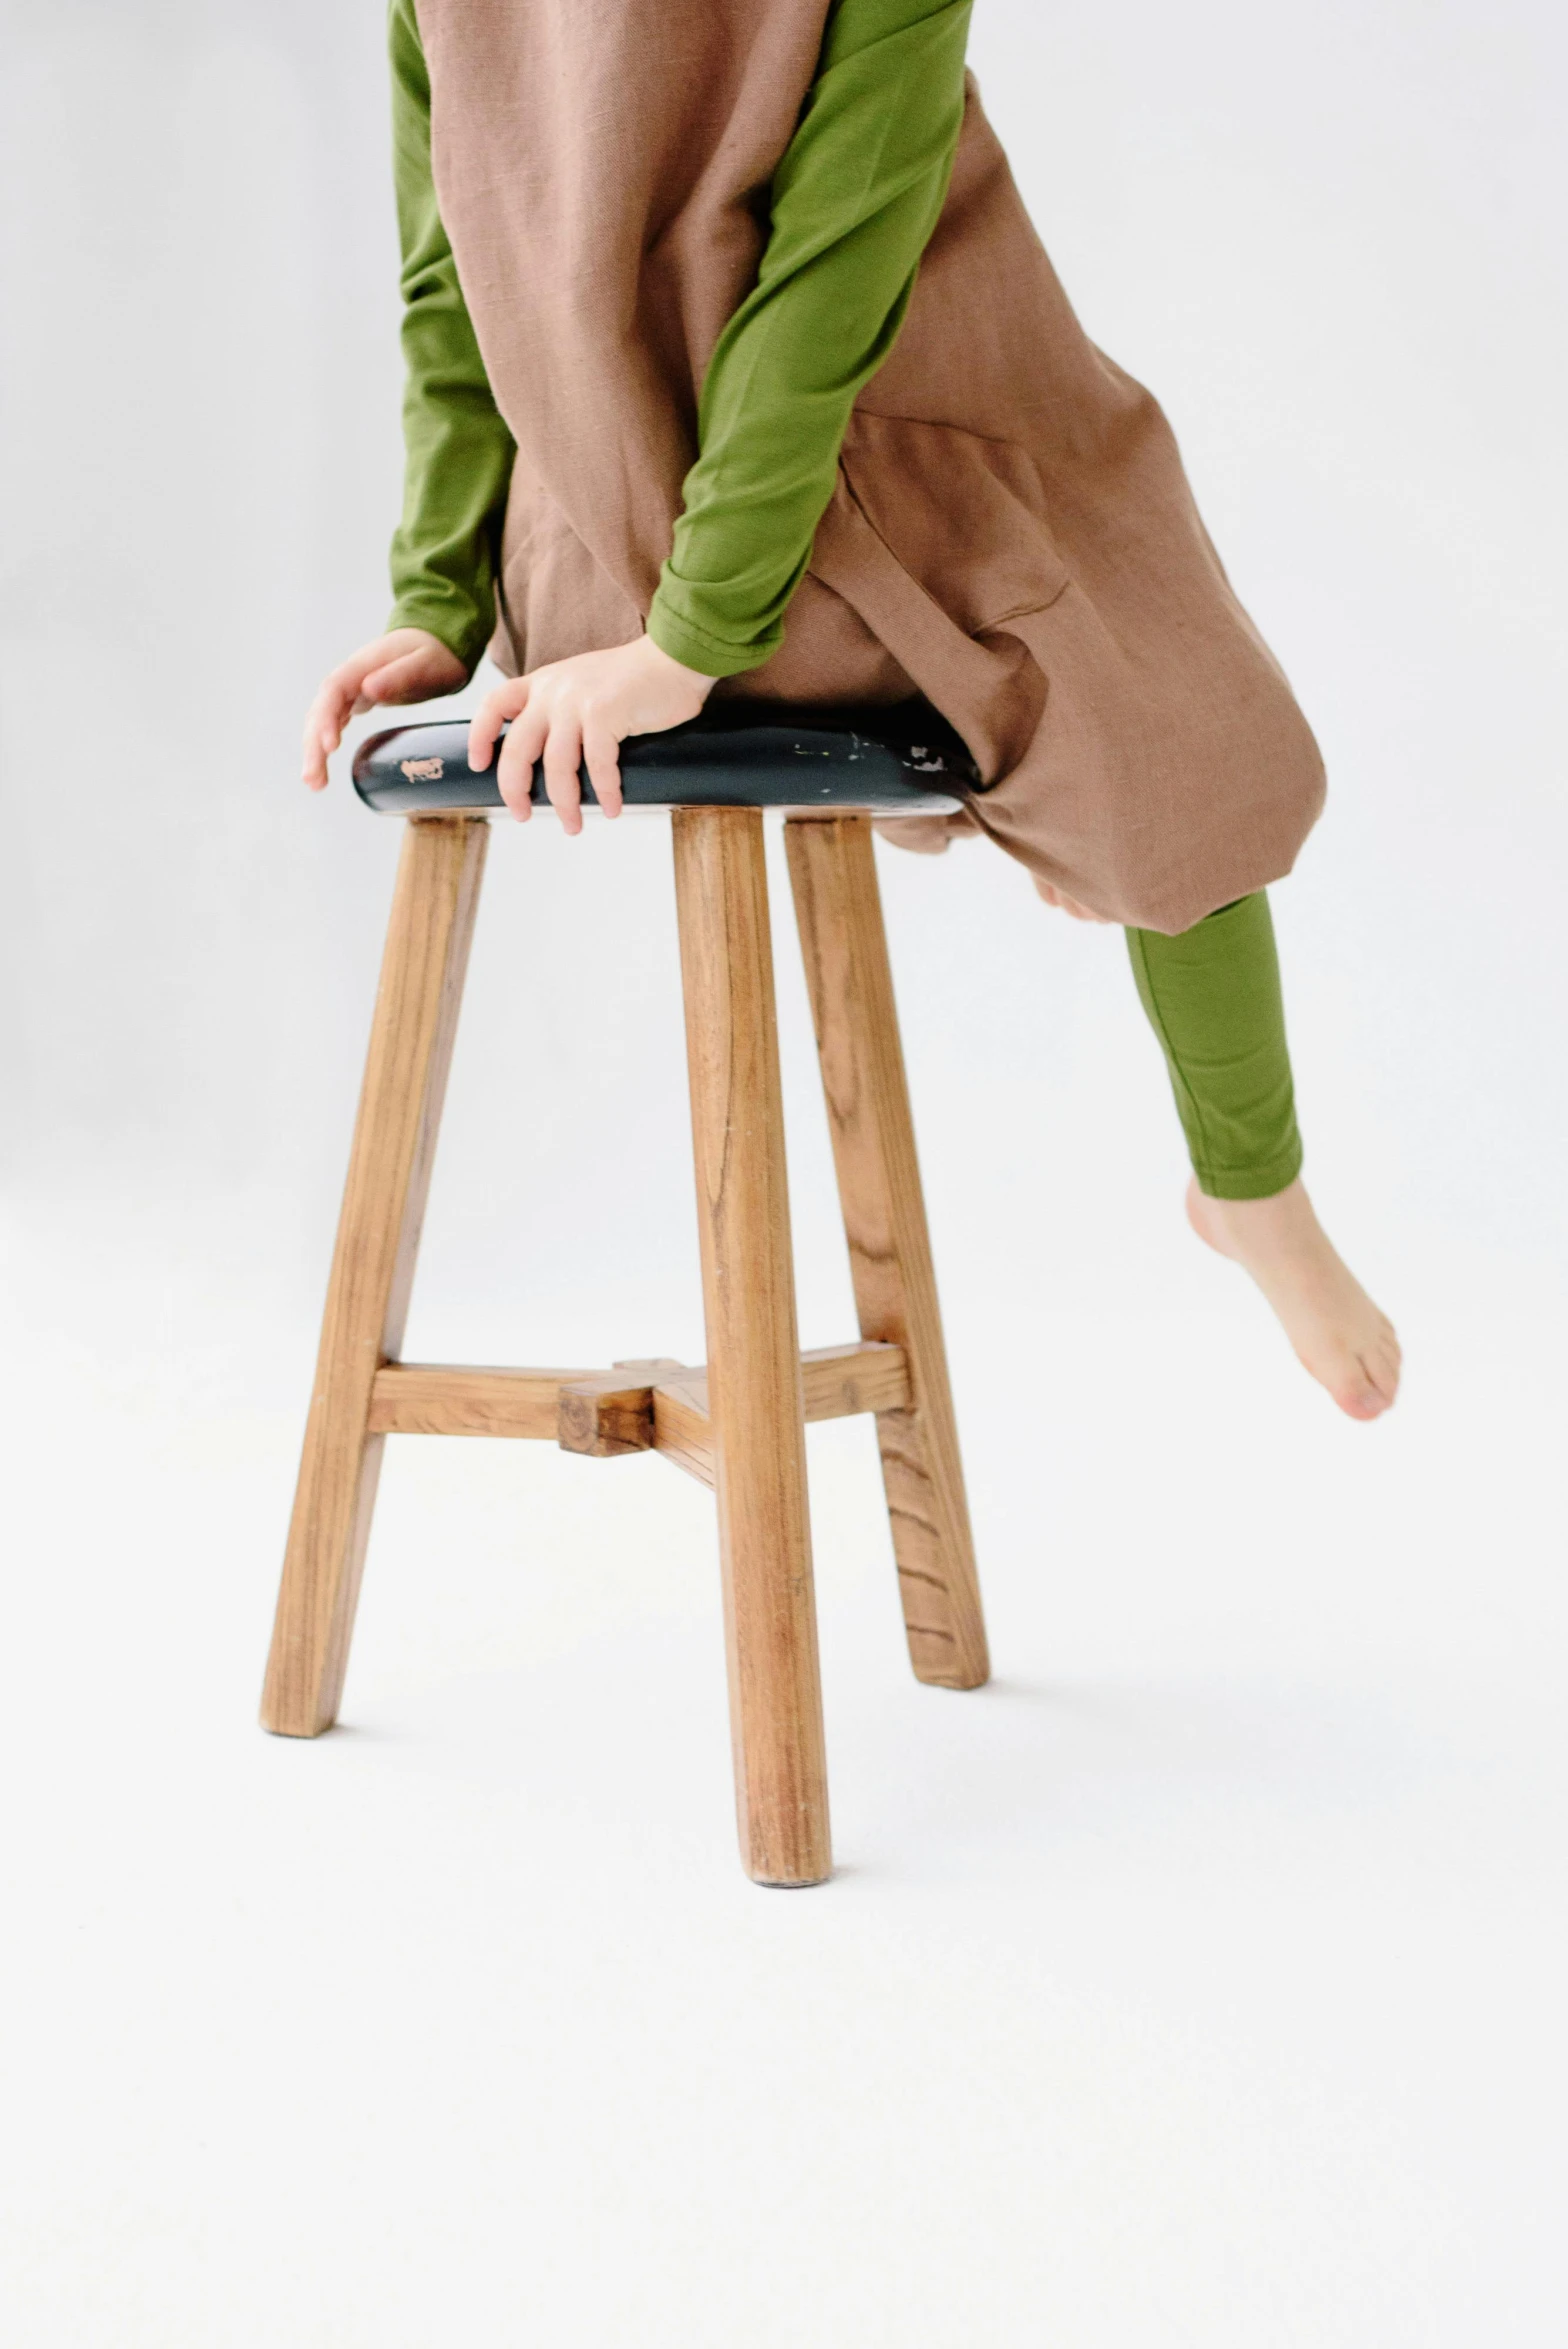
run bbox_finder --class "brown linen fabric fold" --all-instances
[416,0,1324,932]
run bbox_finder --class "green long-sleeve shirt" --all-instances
[386,0,971,680]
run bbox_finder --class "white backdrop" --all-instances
[2,3,1564,2343]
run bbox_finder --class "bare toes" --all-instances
[1347,1354,1397,1415]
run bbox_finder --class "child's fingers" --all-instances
[361,650,439,707]
[302,672,354,788]
[582,718,624,819]
[302,633,462,792]
[468,678,528,773]
[301,704,330,788]
[496,701,547,820]
[542,714,586,836]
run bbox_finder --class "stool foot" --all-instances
[674,809,832,1887]
[785,816,990,1691]
[261,815,488,1738]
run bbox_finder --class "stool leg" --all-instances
[261,814,488,1738]
[784,816,990,1691]
[672,808,831,1887]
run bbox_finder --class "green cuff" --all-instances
[1191,1139,1305,1202]
[645,593,781,680]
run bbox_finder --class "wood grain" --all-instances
[364,1341,903,1464]
[800,1339,910,1420]
[261,815,489,1736]
[784,815,990,1690]
[558,1350,701,1456]
[557,1371,658,1456]
[659,1341,909,1425]
[651,1376,718,1488]
[369,1364,587,1440]
[673,807,832,1886]
[652,1340,910,1484]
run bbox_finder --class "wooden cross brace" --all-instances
[366,1338,912,1486]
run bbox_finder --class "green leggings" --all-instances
[1126,891,1303,1200]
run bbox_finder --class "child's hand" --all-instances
[1033,875,1111,923]
[302,628,466,788]
[468,635,716,830]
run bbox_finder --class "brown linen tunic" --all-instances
[416,0,1325,933]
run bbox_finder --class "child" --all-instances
[303,0,1399,1420]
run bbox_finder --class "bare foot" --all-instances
[1185,1177,1401,1420]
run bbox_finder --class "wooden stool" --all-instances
[261,702,990,1884]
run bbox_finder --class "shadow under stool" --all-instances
[260,699,991,1885]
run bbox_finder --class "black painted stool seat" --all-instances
[354,696,975,816]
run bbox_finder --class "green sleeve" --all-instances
[385,0,516,676]
[646,0,972,680]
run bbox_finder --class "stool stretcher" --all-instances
[365,1339,911,1481]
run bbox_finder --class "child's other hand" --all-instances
[302,628,466,788]
[468,635,716,831]
[1033,875,1111,923]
